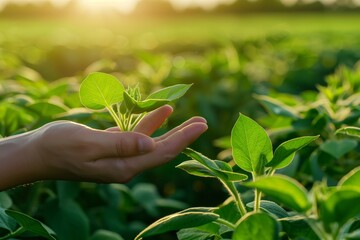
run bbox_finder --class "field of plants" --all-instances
[1,12,360,240]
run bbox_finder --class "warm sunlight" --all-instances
[78,0,140,13]
[0,0,238,12]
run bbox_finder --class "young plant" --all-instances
[134,113,359,239]
[79,72,192,131]
[254,65,360,183]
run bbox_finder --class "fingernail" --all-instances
[139,137,155,153]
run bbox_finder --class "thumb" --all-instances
[90,131,155,157]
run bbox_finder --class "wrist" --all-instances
[0,131,44,190]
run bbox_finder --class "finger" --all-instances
[106,127,120,132]
[125,122,208,174]
[88,130,155,158]
[154,117,207,141]
[134,105,173,135]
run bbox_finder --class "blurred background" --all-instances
[1,0,360,239]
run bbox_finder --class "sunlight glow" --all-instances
[0,0,238,12]
[0,0,358,12]
[78,0,140,14]
[169,0,236,10]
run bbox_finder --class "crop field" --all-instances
[1,12,360,240]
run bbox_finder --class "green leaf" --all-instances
[215,199,241,224]
[280,216,320,240]
[267,136,319,169]
[131,183,161,217]
[177,160,218,178]
[339,166,360,188]
[336,126,360,138]
[5,209,55,240]
[89,229,124,240]
[0,208,17,233]
[123,84,192,113]
[254,95,299,119]
[147,84,192,101]
[181,149,248,182]
[79,72,124,110]
[231,114,273,173]
[319,187,360,227]
[246,200,289,219]
[218,170,248,182]
[42,199,89,240]
[177,160,247,182]
[123,91,169,113]
[177,228,217,240]
[232,212,279,240]
[56,181,80,203]
[244,175,310,212]
[0,192,12,209]
[28,101,67,117]
[214,136,231,149]
[182,148,223,174]
[320,139,357,159]
[134,209,219,240]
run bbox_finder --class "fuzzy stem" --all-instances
[129,113,147,131]
[254,188,262,212]
[106,106,124,130]
[215,218,236,230]
[252,173,262,212]
[220,180,247,216]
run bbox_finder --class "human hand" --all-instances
[0,105,207,190]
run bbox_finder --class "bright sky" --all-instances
[0,0,237,13]
[0,0,354,13]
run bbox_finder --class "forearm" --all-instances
[0,132,43,191]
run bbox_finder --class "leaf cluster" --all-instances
[79,72,191,131]
[136,113,360,240]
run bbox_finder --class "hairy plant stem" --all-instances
[269,168,276,176]
[124,110,132,131]
[106,106,125,130]
[254,188,262,212]
[215,218,236,230]
[252,174,262,212]
[129,113,146,131]
[220,180,247,216]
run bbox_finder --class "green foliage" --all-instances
[244,175,311,212]
[231,114,273,174]
[256,65,360,182]
[267,136,319,169]
[1,17,360,240]
[79,72,191,131]
[140,112,360,239]
[79,72,125,110]
[232,212,279,240]
[135,208,219,240]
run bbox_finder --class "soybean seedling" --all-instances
[79,72,191,131]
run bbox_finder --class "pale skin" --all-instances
[0,105,208,191]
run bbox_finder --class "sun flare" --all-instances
[78,0,140,13]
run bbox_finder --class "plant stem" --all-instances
[215,218,236,230]
[106,106,124,130]
[254,188,262,212]
[332,226,341,240]
[0,227,25,240]
[129,113,146,131]
[124,110,132,131]
[221,180,247,216]
[306,219,331,240]
[252,174,262,212]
